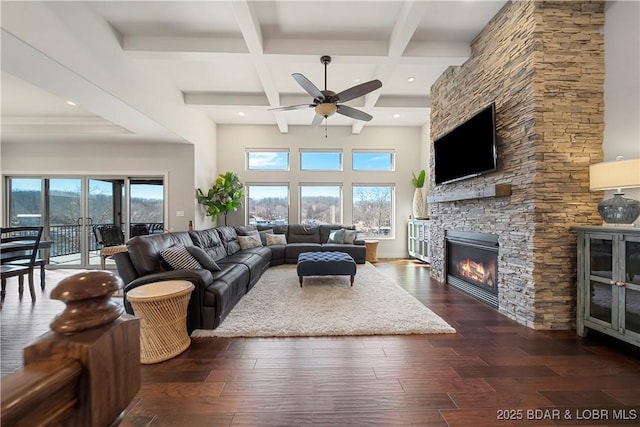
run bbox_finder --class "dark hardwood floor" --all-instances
[2,260,640,426]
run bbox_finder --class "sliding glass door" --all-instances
[5,175,164,269]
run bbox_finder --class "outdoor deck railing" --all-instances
[46,223,163,257]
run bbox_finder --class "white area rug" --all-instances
[191,263,456,338]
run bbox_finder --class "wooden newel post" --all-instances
[14,271,140,426]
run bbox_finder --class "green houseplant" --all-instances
[411,170,426,219]
[196,171,245,226]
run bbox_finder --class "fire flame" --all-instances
[459,258,491,285]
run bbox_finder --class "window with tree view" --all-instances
[247,185,289,225]
[352,185,394,238]
[300,185,341,225]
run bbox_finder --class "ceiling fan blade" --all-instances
[269,104,314,111]
[292,73,323,100]
[335,79,382,103]
[336,105,373,122]
[311,113,324,127]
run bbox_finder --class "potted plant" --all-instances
[196,171,245,226]
[411,170,426,219]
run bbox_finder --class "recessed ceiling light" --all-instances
[407,77,416,83]
[354,78,361,83]
[66,100,76,106]
[238,111,245,117]
[393,113,401,118]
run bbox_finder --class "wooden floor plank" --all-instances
[2,260,640,426]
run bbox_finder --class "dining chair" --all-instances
[1,226,43,301]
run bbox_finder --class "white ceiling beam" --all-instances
[1,29,177,140]
[232,0,288,133]
[184,92,268,106]
[184,92,429,110]
[123,36,248,55]
[122,37,469,66]
[353,0,428,134]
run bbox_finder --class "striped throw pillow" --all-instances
[160,245,202,270]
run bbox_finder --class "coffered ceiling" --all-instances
[1,1,507,145]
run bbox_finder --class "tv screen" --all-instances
[434,103,497,185]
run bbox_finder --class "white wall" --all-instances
[603,0,640,226]
[1,141,196,232]
[216,125,423,258]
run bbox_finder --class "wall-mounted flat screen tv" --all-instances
[434,103,497,185]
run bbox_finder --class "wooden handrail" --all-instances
[1,359,82,426]
[0,271,140,427]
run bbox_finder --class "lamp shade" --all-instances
[589,158,640,191]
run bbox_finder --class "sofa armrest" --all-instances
[123,269,213,333]
[354,239,366,246]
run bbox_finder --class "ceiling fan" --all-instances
[270,55,382,126]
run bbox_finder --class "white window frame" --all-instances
[245,183,290,225]
[246,149,290,171]
[352,183,395,239]
[352,149,396,171]
[299,149,343,171]
[299,183,343,225]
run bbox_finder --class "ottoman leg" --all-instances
[299,276,303,287]
[350,275,354,286]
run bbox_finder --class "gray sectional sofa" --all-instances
[113,224,366,332]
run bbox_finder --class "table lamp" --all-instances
[589,157,640,225]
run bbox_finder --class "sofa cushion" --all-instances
[319,224,341,243]
[186,246,221,272]
[266,233,287,246]
[189,228,227,261]
[160,245,202,270]
[234,225,258,236]
[322,244,367,264]
[216,226,241,256]
[238,233,262,250]
[288,224,320,243]
[127,232,194,276]
[285,243,322,263]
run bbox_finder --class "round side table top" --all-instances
[127,280,193,300]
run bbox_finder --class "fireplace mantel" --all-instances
[427,184,512,203]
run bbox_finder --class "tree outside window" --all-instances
[352,185,394,238]
[300,185,341,225]
[247,185,289,225]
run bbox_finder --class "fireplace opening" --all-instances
[446,230,498,308]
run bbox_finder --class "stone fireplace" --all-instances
[428,1,605,329]
[446,231,498,308]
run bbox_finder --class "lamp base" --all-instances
[598,193,640,225]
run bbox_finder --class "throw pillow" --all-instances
[343,229,358,244]
[159,245,202,270]
[265,233,287,246]
[185,246,221,272]
[327,229,345,244]
[258,228,274,245]
[238,233,263,250]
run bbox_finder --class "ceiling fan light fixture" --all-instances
[315,103,337,117]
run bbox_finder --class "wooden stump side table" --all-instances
[364,240,379,263]
[127,280,194,364]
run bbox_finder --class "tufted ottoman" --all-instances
[296,251,357,287]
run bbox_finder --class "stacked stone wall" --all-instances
[429,1,604,329]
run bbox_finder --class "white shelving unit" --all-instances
[408,219,430,263]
